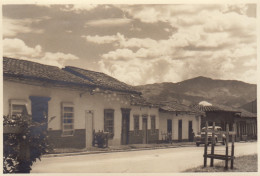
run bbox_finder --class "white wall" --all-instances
[3,80,132,146]
[4,80,160,146]
[130,106,159,131]
[159,111,201,141]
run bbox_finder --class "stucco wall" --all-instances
[130,106,159,131]
[3,80,132,146]
[159,111,201,141]
[3,80,160,147]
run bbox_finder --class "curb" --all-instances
[43,144,195,158]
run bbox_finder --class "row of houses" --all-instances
[3,57,257,149]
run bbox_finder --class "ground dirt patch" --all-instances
[184,154,258,172]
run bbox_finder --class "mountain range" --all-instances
[135,76,257,109]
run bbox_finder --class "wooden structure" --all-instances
[203,121,236,169]
[197,106,239,169]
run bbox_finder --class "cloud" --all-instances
[3,17,48,37]
[60,4,98,13]
[94,4,256,85]
[3,38,42,58]
[82,34,122,44]
[85,18,132,27]
[243,58,257,67]
[3,38,79,68]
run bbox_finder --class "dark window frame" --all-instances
[104,109,114,138]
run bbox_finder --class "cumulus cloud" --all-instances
[82,34,122,44]
[3,17,45,37]
[60,4,98,13]
[94,4,256,85]
[85,18,132,27]
[3,38,79,68]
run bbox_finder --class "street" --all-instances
[31,142,257,173]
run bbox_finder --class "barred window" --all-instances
[104,109,114,138]
[134,115,139,131]
[62,102,74,136]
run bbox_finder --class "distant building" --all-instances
[191,103,257,141]
[159,103,203,142]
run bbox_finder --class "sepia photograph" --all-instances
[2,0,258,174]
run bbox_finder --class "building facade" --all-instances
[3,57,159,148]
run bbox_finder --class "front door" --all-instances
[178,120,182,142]
[188,121,193,142]
[167,119,172,141]
[167,119,172,134]
[142,118,148,144]
[121,109,130,145]
[85,110,93,147]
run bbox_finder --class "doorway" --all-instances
[167,119,172,141]
[178,120,182,142]
[188,121,193,142]
[142,117,148,144]
[121,109,130,145]
[85,110,93,147]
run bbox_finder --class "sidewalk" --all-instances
[44,142,196,158]
[44,140,256,158]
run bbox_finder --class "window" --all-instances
[62,102,74,136]
[134,115,139,131]
[150,115,156,132]
[104,109,114,138]
[10,99,29,117]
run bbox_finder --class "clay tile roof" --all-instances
[239,109,257,118]
[159,102,204,115]
[3,57,94,86]
[191,103,257,118]
[130,95,159,107]
[190,104,241,113]
[64,66,140,94]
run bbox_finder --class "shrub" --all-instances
[3,115,52,173]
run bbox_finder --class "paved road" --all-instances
[31,142,257,173]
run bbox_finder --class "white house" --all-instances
[3,57,159,148]
[159,103,202,142]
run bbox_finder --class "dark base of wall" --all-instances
[128,129,159,144]
[48,129,86,149]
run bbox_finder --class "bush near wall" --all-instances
[3,115,52,173]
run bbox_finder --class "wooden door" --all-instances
[178,120,182,142]
[121,109,130,145]
[188,121,193,142]
[85,111,93,147]
[167,119,172,134]
[142,118,148,144]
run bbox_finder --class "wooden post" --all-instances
[225,123,229,169]
[204,121,208,167]
[210,122,215,167]
[231,123,236,169]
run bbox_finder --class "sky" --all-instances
[2,3,257,86]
